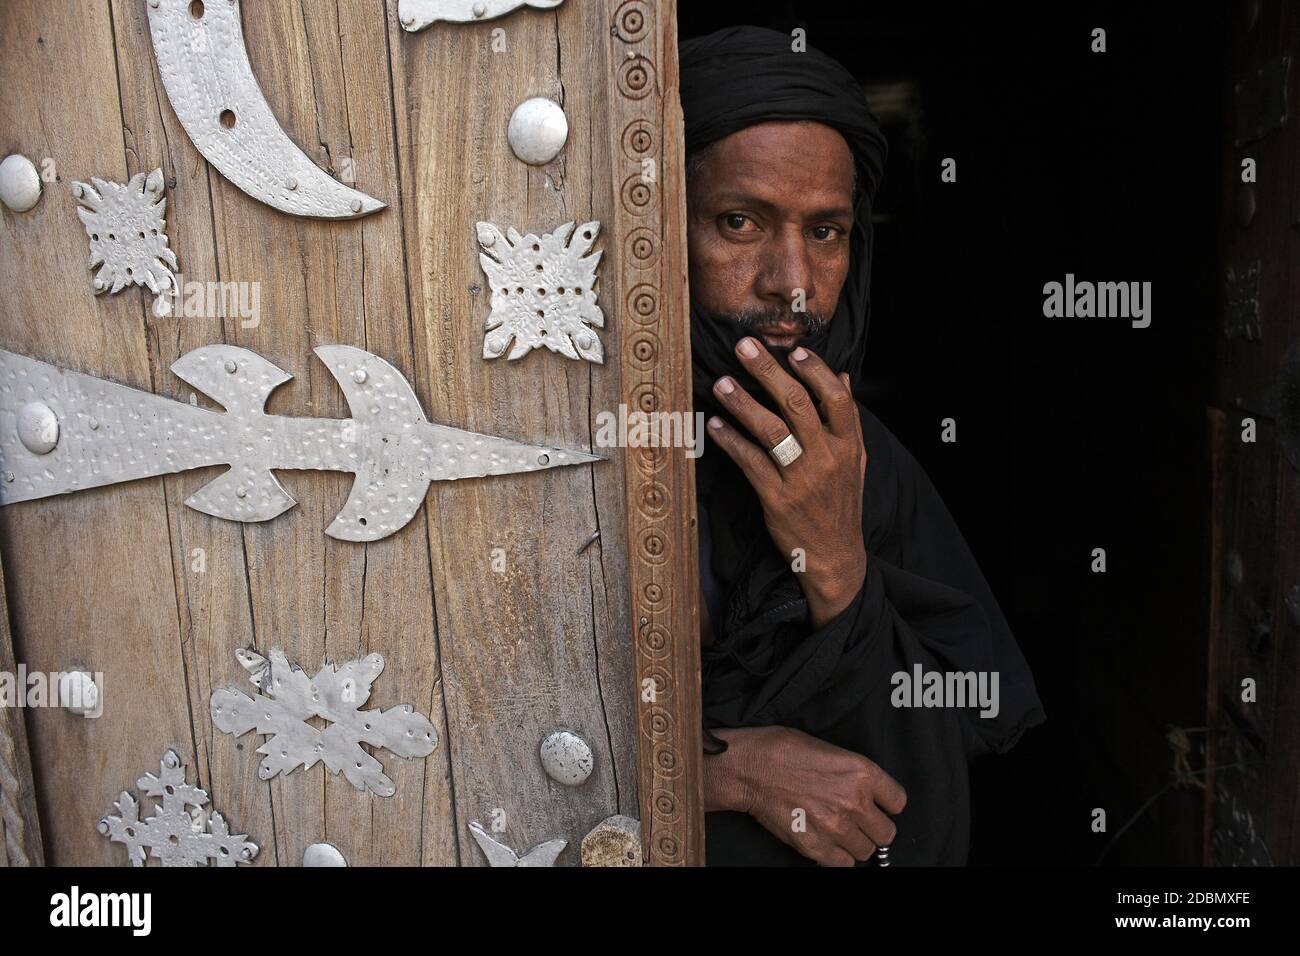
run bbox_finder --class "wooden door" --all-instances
[1205,0,1300,866]
[0,0,700,866]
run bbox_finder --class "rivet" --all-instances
[224,359,237,374]
[537,453,550,465]
[17,401,59,455]
[507,97,569,166]
[148,0,159,7]
[539,730,594,786]
[304,842,347,867]
[350,198,362,213]
[401,13,414,26]
[0,154,42,213]
[89,418,99,431]
[3,472,13,483]
[352,368,368,384]
[285,176,298,191]
[473,2,486,15]
[236,487,247,499]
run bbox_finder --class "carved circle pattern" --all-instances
[651,787,680,824]
[622,119,656,161]
[621,173,656,216]
[613,1,650,43]
[638,621,671,659]
[652,743,682,779]
[617,56,655,101]
[632,442,669,476]
[638,480,670,521]
[642,705,674,741]
[625,228,659,268]
[628,330,659,369]
[626,283,659,325]
[643,665,674,701]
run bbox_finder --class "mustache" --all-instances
[722,306,832,337]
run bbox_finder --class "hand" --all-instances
[705,725,905,866]
[707,337,868,627]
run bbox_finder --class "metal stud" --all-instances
[507,97,569,166]
[16,401,58,455]
[0,154,42,213]
[539,729,593,785]
[303,842,348,867]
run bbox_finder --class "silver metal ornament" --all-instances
[211,647,437,797]
[539,730,593,786]
[303,842,348,867]
[146,0,383,219]
[398,0,563,31]
[467,821,566,867]
[477,220,604,363]
[0,154,42,212]
[97,750,259,867]
[72,168,178,303]
[507,97,569,165]
[0,344,601,541]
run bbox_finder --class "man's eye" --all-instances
[722,213,754,231]
[810,225,842,241]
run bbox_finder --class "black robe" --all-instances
[698,405,1045,866]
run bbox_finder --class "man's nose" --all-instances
[755,227,815,307]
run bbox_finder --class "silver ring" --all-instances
[768,433,803,467]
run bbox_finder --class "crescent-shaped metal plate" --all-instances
[147,0,384,219]
[398,0,564,32]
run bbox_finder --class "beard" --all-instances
[724,304,832,339]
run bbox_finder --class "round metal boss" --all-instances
[507,97,569,165]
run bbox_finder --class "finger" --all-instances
[837,825,877,863]
[706,415,781,491]
[713,376,803,460]
[789,347,856,438]
[874,774,907,816]
[734,336,822,443]
[816,845,858,868]
[840,372,867,481]
[856,805,898,849]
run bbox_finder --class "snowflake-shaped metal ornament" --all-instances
[97,750,259,867]
[211,647,438,797]
[476,220,604,363]
[72,167,178,303]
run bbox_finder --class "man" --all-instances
[681,26,1045,866]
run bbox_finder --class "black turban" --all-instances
[681,26,1045,867]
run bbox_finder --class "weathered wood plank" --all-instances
[0,0,193,864]
[387,0,639,863]
[173,0,454,866]
[601,0,704,866]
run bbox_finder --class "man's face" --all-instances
[686,120,855,349]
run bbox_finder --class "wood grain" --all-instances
[0,0,700,865]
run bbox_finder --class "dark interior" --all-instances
[680,1,1225,864]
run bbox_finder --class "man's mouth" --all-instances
[750,322,806,349]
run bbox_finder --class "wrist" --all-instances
[804,552,867,628]
[702,726,762,813]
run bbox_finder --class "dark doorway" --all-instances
[680,2,1225,864]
